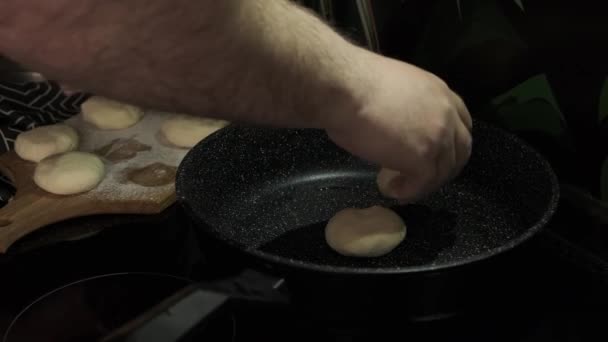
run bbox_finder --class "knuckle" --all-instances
[428,73,449,89]
[461,133,473,159]
[422,73,449,94]
[415,133,441,159]
[415,141,434,158]
[455,94,466,108]
[428,118,451,144]
[437,98,454,115]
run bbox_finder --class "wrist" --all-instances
[316,45,377,133]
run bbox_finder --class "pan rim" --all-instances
[177,123,560,275]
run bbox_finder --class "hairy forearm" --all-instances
[0,0,368,128]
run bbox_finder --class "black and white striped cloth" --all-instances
[0,81,88,205]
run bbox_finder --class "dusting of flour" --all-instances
[66,111,187,202]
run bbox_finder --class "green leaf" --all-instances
[488,74,573,143]
[598,76,608,123]
[492,74,562,114]
[493,98,565,138]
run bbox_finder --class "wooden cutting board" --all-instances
[0,111,189,253]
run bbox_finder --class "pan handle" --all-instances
[100,270,288,342]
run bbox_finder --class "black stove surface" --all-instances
[0,204,606,342]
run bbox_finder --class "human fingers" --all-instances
[448,91,472,132]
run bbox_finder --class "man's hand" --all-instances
[0,0,472,201]
[326,50,472,202]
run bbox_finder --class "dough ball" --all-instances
[160,115,228,148]
[377,168,401,199]
[81,96,144,130]
[325,205,406,257]
[15,124,79,162]
[34,152,105,195]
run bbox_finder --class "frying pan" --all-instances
[107,120,559,339]
[177,120,558,272]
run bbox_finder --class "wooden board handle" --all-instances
[0,191,93,252]
[0,151,177,253]
[0,152,95,252]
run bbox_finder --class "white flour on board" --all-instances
[65,111,188,202]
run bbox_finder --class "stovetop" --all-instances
[0,203,606,342]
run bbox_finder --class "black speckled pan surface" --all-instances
[177,121,559,274]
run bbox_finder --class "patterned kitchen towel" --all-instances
[0,80,88,205]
